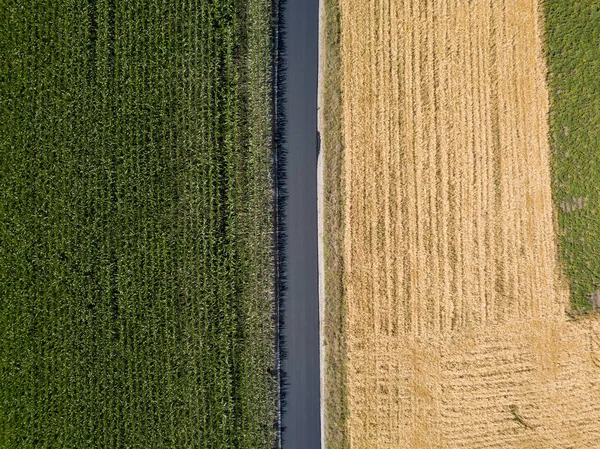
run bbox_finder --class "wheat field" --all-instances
[338,0,600,446]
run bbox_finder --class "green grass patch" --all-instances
[0,1,275,447]
[545,0,600,310]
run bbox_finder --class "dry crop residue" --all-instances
[338,0,600,447]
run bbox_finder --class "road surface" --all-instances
[280,0,320,447]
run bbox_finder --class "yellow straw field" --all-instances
[337,0,600,446]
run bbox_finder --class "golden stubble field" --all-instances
[337,0,600,447]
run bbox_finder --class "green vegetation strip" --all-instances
[0,1,275,447]
[545,0,600,310]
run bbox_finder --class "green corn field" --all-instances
[0,1,276,447]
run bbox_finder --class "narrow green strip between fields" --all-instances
[0,1,275,448]
[545,0,600,311]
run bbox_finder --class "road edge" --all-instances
[317,0,325,447]
[272,0,284,446]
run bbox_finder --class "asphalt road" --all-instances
[280,0,320,447]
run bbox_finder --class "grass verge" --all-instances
[321,0,348,447]
[545,0,600,311]
[0,1,275,447]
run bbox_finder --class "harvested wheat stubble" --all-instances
[338,0,600,447]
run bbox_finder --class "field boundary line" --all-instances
[272,0,282,446]
[317,0,325,446]
[271,0,287,446]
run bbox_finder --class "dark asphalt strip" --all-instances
[278,0,321,447]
